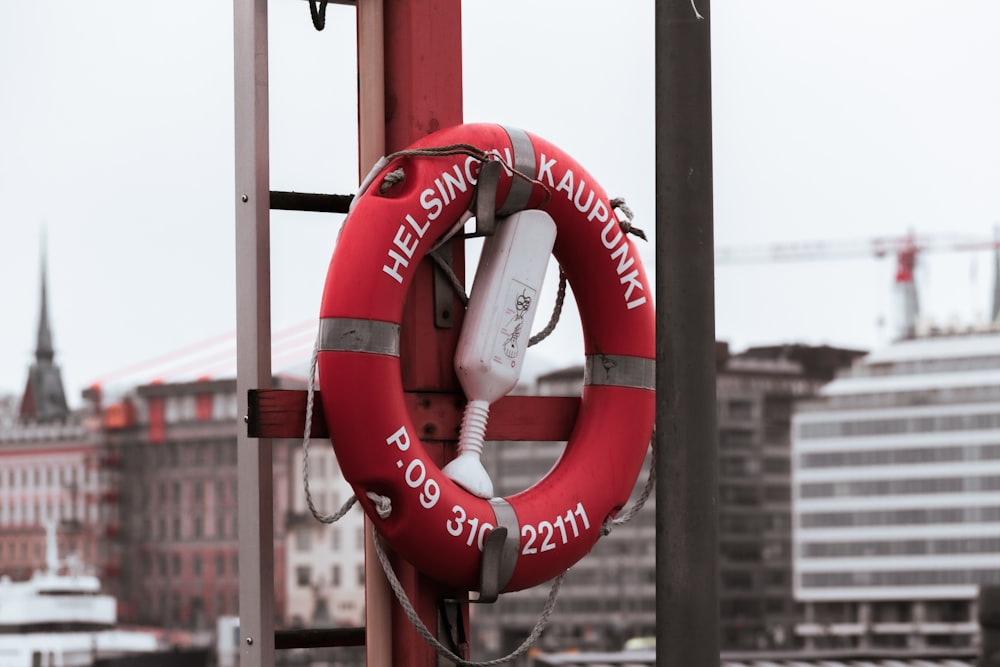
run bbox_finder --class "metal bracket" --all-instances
[437,597,468,664]
[432,244,456,329]
[470,160,502,238]
[474,498,520,603]
[431,159,506,326]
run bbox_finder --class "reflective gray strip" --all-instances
[488,497,520,593]
[318,317,399,357]
[497,126,535,216]
[585,354,656,391]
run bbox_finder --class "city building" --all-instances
[793,329,1000,650]
[283,437,366,628]
[101,377,291,629]
[472,344,858,658]
[0,253,109,582]
[0,417,106,581]
[715,343,862,651]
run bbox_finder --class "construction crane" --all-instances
[715,230,1000,340]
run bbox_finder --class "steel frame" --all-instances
[234,1,718,666]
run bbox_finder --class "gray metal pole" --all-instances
[234,0,275,664]
[655,0,719,665]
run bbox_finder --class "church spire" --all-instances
[19,233,69,423]
[36,232,55,362]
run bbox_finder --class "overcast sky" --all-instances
[2,1,999,406]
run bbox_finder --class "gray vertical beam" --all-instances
[655,0,719,666]
[234,0,274,665]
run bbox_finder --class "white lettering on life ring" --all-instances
[536,154,646,311]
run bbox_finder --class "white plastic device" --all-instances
[441,210,558,498]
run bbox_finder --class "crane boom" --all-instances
[715,231,997,265]
[716,229,1000,341]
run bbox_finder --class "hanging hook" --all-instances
[309,0,329,30]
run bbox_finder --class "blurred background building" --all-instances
[4,240,1000,665]
[794,329,1000,650]
[472,343,861,657]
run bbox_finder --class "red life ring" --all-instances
[318,124,654,593]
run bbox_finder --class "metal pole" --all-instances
[655,0,719,666]
[234,0,275,664]
[381,1,466,664]
[357,2,394,665]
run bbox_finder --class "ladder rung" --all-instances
[247,389,580,442]
[275,627,366,649]
[270,190,352,214]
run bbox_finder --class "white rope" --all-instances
[301,334,391,524]
[366,491,392,520]
[372,530,565,667]
[302,333,359,524]
[601,432,657,536]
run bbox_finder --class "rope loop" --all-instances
[374,143,553,209]
[601,430,656,536]
[379,167,405,194]
[527,267,567,347]
[611,197,647,241]
[372,531,564,666]
[366,492,393,520]
[302,334,362,524]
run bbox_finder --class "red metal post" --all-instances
[379,1,466,664]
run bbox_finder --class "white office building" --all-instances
[793,331,1000,650]
[284,441,367,628]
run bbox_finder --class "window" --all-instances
[719,429,754,450]
[764,485,790,502]
[193,554,202,577]
[296,566,312,587]
[764,457,790,474]
[296,528,312,551]
[728,400,753,420]
[216,553,225,576]
[332,565,341,586]
[331,528,340,551]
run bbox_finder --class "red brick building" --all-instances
[102,377,291,628]
[1,246,294,632]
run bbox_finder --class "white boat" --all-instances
[0,522,159,667]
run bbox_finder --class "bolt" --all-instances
[241,194,249,203]
[422,423,437,437]
[243,415,249,423]
[245,636,253,645]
